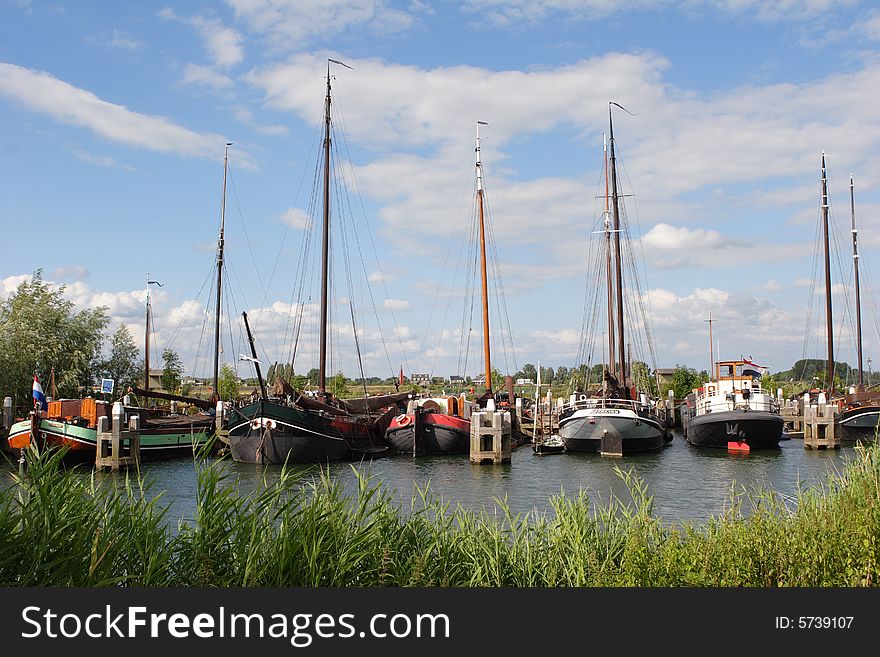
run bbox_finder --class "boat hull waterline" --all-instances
[226,400,377,464]
[385,412,470,455]
[7,418,213,458]
[837,406,880,443]
[558,408,669,454]
[685,409,783,449]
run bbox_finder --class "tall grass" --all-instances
[1,444,879,586]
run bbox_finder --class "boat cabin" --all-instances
[693,359,778,415]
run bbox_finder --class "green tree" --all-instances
[331,371,349,398]
[631,361,658,396]
[160,348,183,394]
[669,366,701,400]
[0,271,109,414]
[218,363,240,401]
[100,325,141,398]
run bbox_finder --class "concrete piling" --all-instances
[803,401,839,449]
[95,401,141,470]
[469,404,511,464]
[1,396,12,457]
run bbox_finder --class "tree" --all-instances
[100,325,141,398]
[160,348,184,394]
[631,361,658,396]
[0,271,109,414]
[520,363,537,382]
[669,366,701,400]
[331,371,349,398]
[218,363,240,401]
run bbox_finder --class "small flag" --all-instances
[32,375,48,411]
[741,358,766,378]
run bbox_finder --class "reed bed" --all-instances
[1,444,878,586]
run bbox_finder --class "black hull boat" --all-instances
[226,400,365,464]
[685,409,783,449]
[683,359,782,452]
[558,403,670,455]
[837,405,880,443]
[386,410,471,455]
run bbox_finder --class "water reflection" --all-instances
[3,433,854,527]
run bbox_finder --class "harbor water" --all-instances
[86,431,855,527]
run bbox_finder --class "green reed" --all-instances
[1,443,879,586]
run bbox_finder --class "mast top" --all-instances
[476,121,488,192]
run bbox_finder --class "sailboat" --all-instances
[384,121,516,455]
[225,62,409,465]
[6,147,241,459]
[7,281,216,458]
[557,104,672,456]
[818,163,880,442]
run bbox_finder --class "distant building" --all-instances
[411,373,431,387]
[655,368,677,387]
[515,378,534,386]
[147,369,163,390]
[448,375,465,384]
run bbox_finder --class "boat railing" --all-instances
[559,396,654,414]
[698,395,780,414]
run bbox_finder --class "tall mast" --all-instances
[603,133,616,376]
[476,120,492,394]
[318,64,333,398]
[705,312,715,379]
[850,173,863,388]
[821,152,835,392]
[144,280,151,392]
[144,278,162,393]
[609,104,627,386]
[212,142,232,400]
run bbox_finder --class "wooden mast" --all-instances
[144,278,162,395]
[850,173,863,388]
[705,312,715,379]
[212,142,231,400]
[476,120,492,394]
[608,104,627,387]
[144,279,151,392]
[820,152,835,392]
[603,133,616,377]
[318,64,333,399]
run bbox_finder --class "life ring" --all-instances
[707,386,715,395]
[396,414,411,426]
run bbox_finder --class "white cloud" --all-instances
[383,298,412,311]
[50,266,89,280]
[0,63,232,160]
[159,8,244,68]
[109,29,144,51]
[460,0,856,25]
[180,63,234,91]
[281,207,311,229]
[225,0,416,49]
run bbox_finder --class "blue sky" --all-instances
[3,0,880,384]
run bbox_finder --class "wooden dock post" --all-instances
[215,400,229,446]
[96,401,141,470]
[1,396,12,457]
[780,399,804,433]
[412,405,426,457]
[803,399,839,449]
[469,401,511,464]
